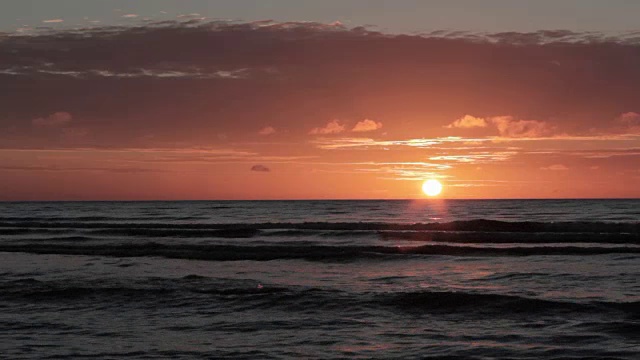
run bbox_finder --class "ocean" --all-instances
[0,199,638,359]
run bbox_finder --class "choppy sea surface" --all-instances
[0,199,638,359]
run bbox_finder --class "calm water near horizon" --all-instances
[0,199,638,359]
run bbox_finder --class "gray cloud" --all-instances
[32,112,73,127]
[0,165,167,173]
[251,164,270,172]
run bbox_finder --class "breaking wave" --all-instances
[1,219,638,232]
[1,277,636,318]
[0,242,637,261]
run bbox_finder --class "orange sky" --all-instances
[1,21,639,200]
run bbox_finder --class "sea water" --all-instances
[0,200,638,359]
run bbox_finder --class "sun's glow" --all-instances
[422,179,443,196]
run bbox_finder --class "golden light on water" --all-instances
[422,179,443,197]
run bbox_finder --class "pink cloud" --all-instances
[541,164,569,171]
[352,119,383,132]
[258,126,276,135]
[309,120,345,135]
[42,19,64,23]
[620,112,640,123]
[61,128,90,142]
[619,112,640,133]
[32,112,72,127]
[446,114,553,137]
[446,115,488,129]
[491,116,553,138]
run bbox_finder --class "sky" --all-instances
[1,1,640,200]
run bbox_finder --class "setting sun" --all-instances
[422,179,443,196]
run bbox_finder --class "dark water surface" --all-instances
[0,200,638,359]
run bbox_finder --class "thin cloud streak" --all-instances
[315,134,640,150]
[429,152,517,163]
[0,68,251,79]
[32,112,73,127]
[313,137,485,150]
[0,165,168,173]
[258,126,276,135]
[541,164,570,171]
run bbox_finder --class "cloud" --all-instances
[0,147,310,167]
[490,116,553,138]
[561,148,640,159]
[122,14,139,18]
[7,68,250,80]
[619,112,640,133]
[61,128,90,142]
[1,21,640,150]
[620,112,640,123]
[446,115,488,129]
[347,160,451,181]
[429,152,516,163]
[312,136,490,150]
[250,164,270,172]
[541,164,569,171]
[258,126,276,135]
[42,19,64,23]
[352,119,383,132]
[309,120,345,135]
[0,165,166,173]
[32,112,73,127]
[445,114,553,137]
[178,13,203,19]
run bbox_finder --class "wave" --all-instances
[378,231,640,245]
[86,228,260,238]
[0,278,302,306]
[263,230,373,238]
[1,219,638,233]
[0,216,206,222]
[385,291,638,316]
[0,228,72,235]
[0,242,637,261]
[3,227,638,244]
[11,236,99,242]
[2,278,636,318]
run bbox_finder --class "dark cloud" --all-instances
[251,164,270,172]
[0,165,166,173]
[32,112,72,127]
[1,21,640,148]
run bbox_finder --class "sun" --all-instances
[422,179,443,197]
